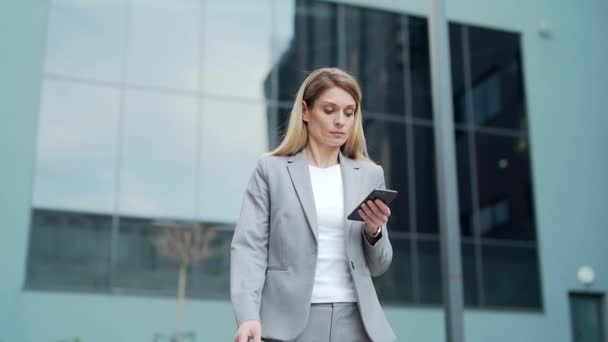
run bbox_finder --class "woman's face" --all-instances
[303,86,357,150]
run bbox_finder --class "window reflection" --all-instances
[120,90,198,219]
[482,244,542,308]
[45,0,126,82]
[202,0,273,100]
[27,209,111,290]
[127,0,201,91]
[344,6,406,116]
[475,133,536,241]
[413,125,438,234]
[364,119,410,232]
[468,26,526,130]
[199,98,268,223]
[34,80,120,212]
[275,0,338,103]
[410,16,432,119]
[374,237,413,303]
[417,239,441,304]
[450,23,467,124]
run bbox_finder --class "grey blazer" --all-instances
[230,149,396,342]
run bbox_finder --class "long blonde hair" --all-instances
[271,67,370,160]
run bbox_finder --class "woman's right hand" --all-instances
[234,320,262,342]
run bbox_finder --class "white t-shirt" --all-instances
[308,164,357,303]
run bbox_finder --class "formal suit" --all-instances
[230,148,396,342]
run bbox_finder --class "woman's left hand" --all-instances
[358,199,391,236]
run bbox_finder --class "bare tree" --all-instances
[151,222,220,342]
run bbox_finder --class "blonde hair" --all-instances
[271,67,370,160]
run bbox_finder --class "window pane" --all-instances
[202,0,273,100]
[374,237,413,303]
[364,119,410,232]
[467,26,526,131]
[455,128,474,236]
[27,209,111,290]
[126,0,201,91]
[417,239,441,304]
[413,125,439,234]
[482,244,542,308]
[34,80,120,212]
[410,16,432,119]
[199,99,268,223]
[475,133,536,241]
[461,242,479,306]
[115,217,185,293]
[450,23,467,124]
[114,217,232,298]
[275,1,338,103]
[45,0,126,82]
[344,6,405,116]
[119,90,198,219]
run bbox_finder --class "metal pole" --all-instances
[427,1,466,342]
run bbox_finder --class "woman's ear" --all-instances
[302,101,309,122]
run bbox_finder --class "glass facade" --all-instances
[27,0,541,310]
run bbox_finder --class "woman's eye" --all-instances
[324,108,334,114]
[345,111,354,117]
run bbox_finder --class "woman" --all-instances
[231,68,396,342]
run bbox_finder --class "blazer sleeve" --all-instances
[230,157,270,325]
[361,164,394,276]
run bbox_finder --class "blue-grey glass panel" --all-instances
[266,105,293,150]
[126,0,201,91]
[120,90,197,219]
[202,0,273,100]
[570,294,605,342]
[45,0,126,82]
[114,216,232,299]
[413,126,439,234]
[417,239,441,304]
[461,242,479,306]
[455,128,473,237]
[275,0,338,103]
[475,133,536,241]
[482,244,541,308]
[26,208,111,290]
[417,240,478,306]
[374,237,413,303]
[364,119,410,232]
[449,23,467,124]
[33,80,120,212]
[409,16,433,119]
[199,98,268,223]
[343,6,405,116]
[467,26,526,131]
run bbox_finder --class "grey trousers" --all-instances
[264,303,371,342]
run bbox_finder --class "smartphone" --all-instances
[347,189,398,221]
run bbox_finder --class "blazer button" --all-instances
[351,260,355,270]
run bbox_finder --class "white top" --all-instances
[308,164,357,303]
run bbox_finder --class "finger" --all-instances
[358,209,375,226]
[359,208,381,229]
[253,329,262,342]
[374,199,391,216]
[363,202,386,223]
[234,332,247,342]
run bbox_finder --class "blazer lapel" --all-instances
[286,149,319,243]
[339,151,363,239]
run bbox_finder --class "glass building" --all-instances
[1,0,606,341]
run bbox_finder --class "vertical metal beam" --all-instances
[427,1,466,342]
